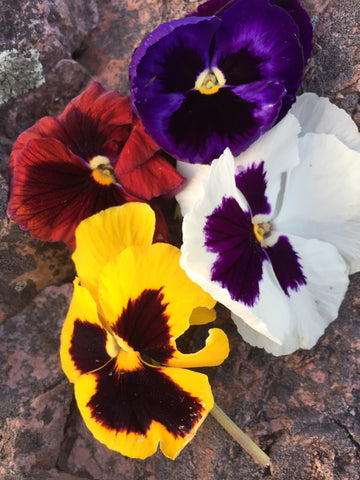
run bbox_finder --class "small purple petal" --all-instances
[270,0,313,63]
[204,196,266,306]
[190,0,238,18]
[264,235,307,295]
[235,161,271,216]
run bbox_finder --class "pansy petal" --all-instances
[7,137,130,249]
[130,16,219,93]
[9,116,69,179]
[232,234,349,355]
[73,203,156,299]
[274,133,360,273]
[270,0,313,63]
[176,161,210,216]
[213,0,304,96]
[189,306,216,325]
[130,17,219,101]
[176,113,300,216]
[60,279,111,383]
[118,152,185,200]
[166,328,229,368]
[291,93,360,152]
[98,243,216,359]
[181,149,264,309]
[166,81,285,164]
[74,361,213,459]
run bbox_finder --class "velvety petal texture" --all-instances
[61,204,229,458]
[130,0,311,164]
[181,94,360,355]
[8,82,184,249]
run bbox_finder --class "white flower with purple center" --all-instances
[129,0,312,164]
[180,94,360,355]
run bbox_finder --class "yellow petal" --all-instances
[73,364,213,460]
[189,306,216,325]
[166,328,229,368]
[60,279,110,383]
[73,203,155,301]
[98,243,216,341]
[157,367,214,459]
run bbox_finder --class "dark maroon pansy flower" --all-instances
[130,0,312,164]
[8,82,185,249]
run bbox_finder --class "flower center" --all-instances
[89,155,116,186]
[195,67,226,95]
[106,334,141,372]
[253,221,271,243]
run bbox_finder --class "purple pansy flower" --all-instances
[180,96,360,355]
[130,0,312,164]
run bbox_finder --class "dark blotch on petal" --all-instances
[235,161,271,216]
[89,361,204,437]
[204,196,266,306]
[168,88,259,163]
[70,320,110,375]
[265,235,307,295]
[112,288,176,364]
[218,47,264,85]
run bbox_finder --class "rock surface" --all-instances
[0,0,360,479]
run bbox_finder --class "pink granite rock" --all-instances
[0,0,359,479]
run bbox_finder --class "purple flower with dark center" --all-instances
[180,97,360,355]
[130,0,312,164]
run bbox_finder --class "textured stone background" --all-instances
[0,1,360,479]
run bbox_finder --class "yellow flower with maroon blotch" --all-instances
[60,203,229,459]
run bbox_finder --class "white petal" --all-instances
[275,133,360,273]
[233,112,300,211]
[291,93,360,152]
[176,161,210,216]
[181,148,252,310]
[232,234,349,356]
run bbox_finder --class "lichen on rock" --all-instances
[0,49,45,105]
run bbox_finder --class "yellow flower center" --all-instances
[195,67,226,95]
[253,222,271,243]
[89,155,116,186]
[106,334,141,372]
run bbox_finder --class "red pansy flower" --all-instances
[7,82,184,249]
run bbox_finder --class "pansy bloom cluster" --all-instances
[6,0,360,465]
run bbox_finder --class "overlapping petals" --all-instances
[8,82,185,249]
[130,0,311,164]
[61,203,229,459]
[180,94,360,355]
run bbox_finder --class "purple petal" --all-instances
[270,0,313,63]
[212,0,305,102]
[264,235,307,295]
[235,161,271,216]
[130,17,220,114]
[190,0,238,18]
[204,196,266,306]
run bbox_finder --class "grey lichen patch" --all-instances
[0,49,45,105]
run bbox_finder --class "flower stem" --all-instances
[211,402,270,469]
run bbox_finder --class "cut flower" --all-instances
[8,81,184,249]
[180,93,360,355]
[130,0,312,164]
[61,203,229,459]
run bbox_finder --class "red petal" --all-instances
[9,116,68,180]
[8,137,132,249]
[117,151,185,201]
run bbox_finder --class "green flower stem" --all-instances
[211,402,270,469]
